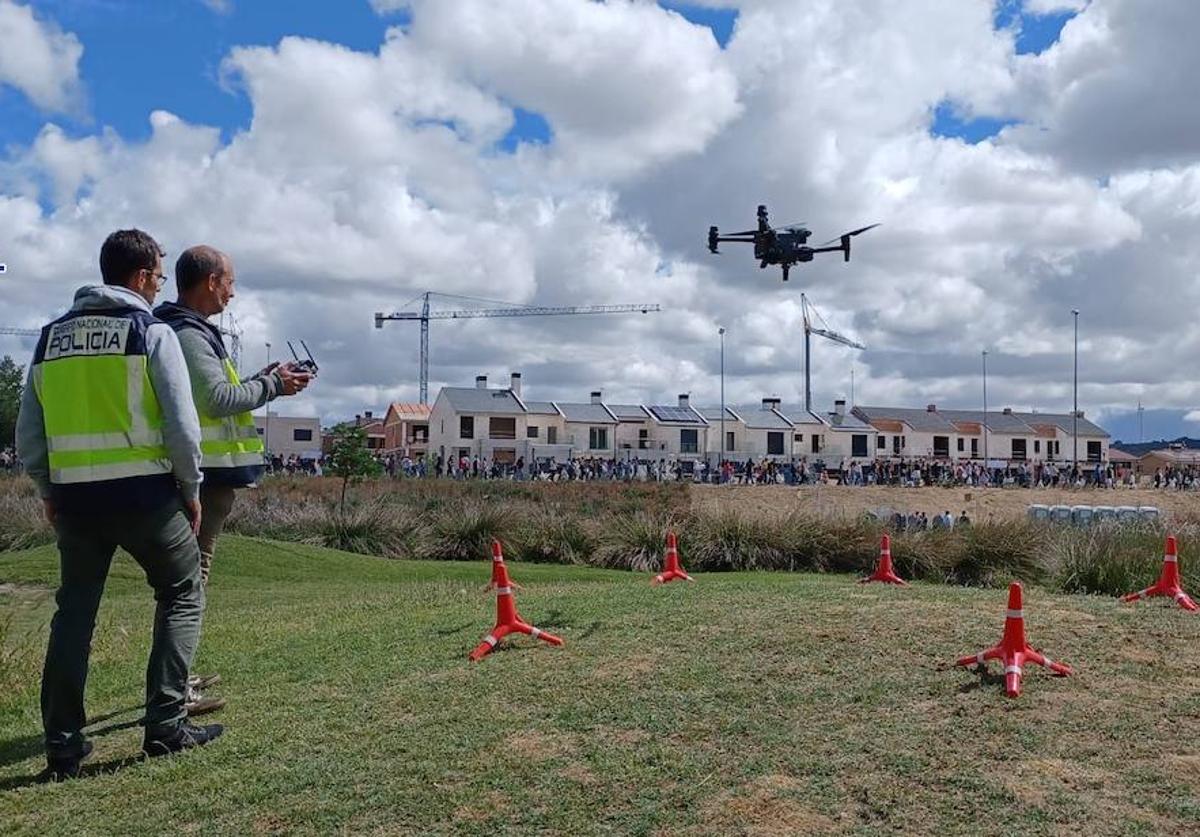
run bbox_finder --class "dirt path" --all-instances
[692,484,1200,523]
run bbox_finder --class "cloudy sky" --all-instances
[0,0,1195,442]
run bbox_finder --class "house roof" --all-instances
[1108,448,1138,462]
[1142,448,1200,464]
[853,405,1110,438]
[696,406,742,423]
[607,403,650,421]
[1009,411,1108,438]
[523,400,561,416]
[775,404,828,426]
[854,406,956,432]
[557,402,617,423]
[386,403,431,421]
[439,387,527,415]
[734,406,793,430]
[647,405,707,425]
[820,410,873,431]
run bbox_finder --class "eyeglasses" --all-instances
[141,268,169,289]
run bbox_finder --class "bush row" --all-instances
[2,476,1196,596]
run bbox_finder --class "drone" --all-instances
[708,205,878,281]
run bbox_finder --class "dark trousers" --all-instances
[42,500,204,757]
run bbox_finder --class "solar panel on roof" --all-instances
[651,406,701,423]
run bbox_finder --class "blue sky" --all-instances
[1,2,1078,155]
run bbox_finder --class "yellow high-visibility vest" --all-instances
[198,358,266,469]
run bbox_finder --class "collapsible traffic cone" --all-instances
[955,582,1072,698]
[653,531,693,584]
[1120,536,1197,611]
[469,540,564,662]
[860,534,907,585]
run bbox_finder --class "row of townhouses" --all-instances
[420,372,1111,469]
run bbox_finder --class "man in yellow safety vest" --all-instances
[16,229,224,779]
[154,245,312,707]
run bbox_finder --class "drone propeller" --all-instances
[820,223,880,246]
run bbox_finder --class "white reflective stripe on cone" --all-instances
[51,458,173,483]
[976,651,986,664]
[484,634,498,647]
[494,586,512,595]
[1165,554,1178,562]
[47,429,165,451]
[530,627,542,638]
[1004,665,1022,675]
[1042,656,1053,667]
[1006,610,1023,619]
[1175,591,1190,601]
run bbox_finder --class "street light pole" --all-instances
[1072,309,1079,474]
[719,327,726,479]
[982,349,989,468]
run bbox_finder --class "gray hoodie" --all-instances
[16,285,204,502]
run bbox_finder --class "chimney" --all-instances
[762,397,781,410]
[678,393,690,409]
[1075,409,1085,418]
[926,404,936,413]
[1002,407,1013,415]
[590,390,602,405]
[475,375,487,389]
[510,372,522,398]
[835,399,846,416]
[364,410,373,420]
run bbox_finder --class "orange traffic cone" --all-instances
[469,540,564,662]
[653,531,693,584]
[861,534,907,585]
[1120,535,1197,611]
[955,582,1072,697]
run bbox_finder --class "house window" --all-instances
[256,427,264,436]
[971,438,979,457]
[1055,440,1061,456]
[893,435,902,456]
[638,428,649,449]
[1034,440,1041,454]
[527,426,539,439]
[589,427,608,450]
[1012,439,1027,460]
[812,434,823,454]
[852,435,868,457]
[293,428,313,442]
[547,426,557,444]
[957,438,964,452]
[877,436,886,450]
[489,417,516,440]
[933,436,949,457]
[726,431,735,452]
[794,433,804,442]
[1087,440,1102,462]
[767,432,784,455]
[680,428,698,453]
[459,416,474,439]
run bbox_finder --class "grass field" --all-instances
[3,536,1200,835]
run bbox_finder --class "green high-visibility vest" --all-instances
[198,358,266,469]
[32,308,172,484]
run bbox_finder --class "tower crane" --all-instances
[375,291,662,404]
[801,293,865,414]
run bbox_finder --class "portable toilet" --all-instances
[1071,505,1095,527]
[1136,506,1160,523]
[1093,505,1117,523]
[1050,505,1074,524]
[1027,504,1050,522]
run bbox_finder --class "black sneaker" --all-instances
[142,722,224,758]
[45,740,94,781]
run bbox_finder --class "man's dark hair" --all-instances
[99,229,165,286]
[175,245,227,294]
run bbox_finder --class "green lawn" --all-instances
[2,536,1199,835]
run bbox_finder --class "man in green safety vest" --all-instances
[16,229,224,779]
[154,245,312,706]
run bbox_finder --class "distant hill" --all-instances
[1111,437,1200,457]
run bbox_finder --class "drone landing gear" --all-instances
[781,264,790,282]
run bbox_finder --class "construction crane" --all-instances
[375,291,662,404]
[801,293,865,414]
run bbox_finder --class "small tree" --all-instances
[0,355,23,449]
[326,424,383,513]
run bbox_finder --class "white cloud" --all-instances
[200,0,233,13]
[0,0,83,113]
